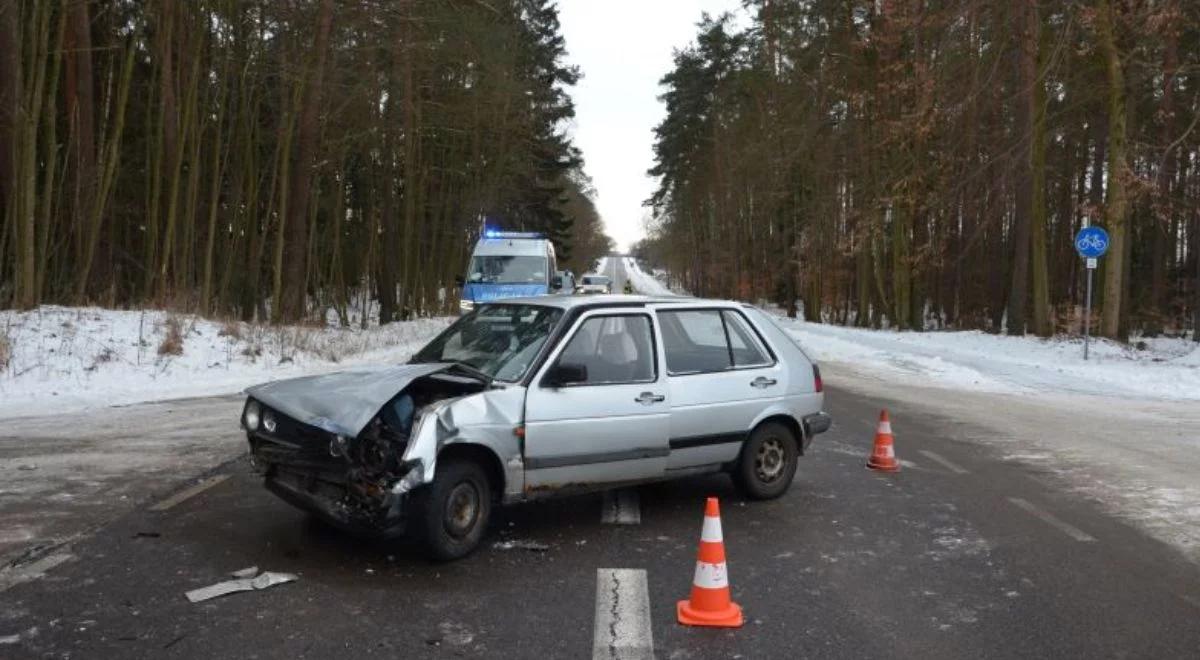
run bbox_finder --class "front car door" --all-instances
[654,305,785,471]
[523,310,669,490]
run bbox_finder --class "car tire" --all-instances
[732,422,799,500]
[414,459,492,561]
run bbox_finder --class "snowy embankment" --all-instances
[624,257,678,296]
[626,260,1200,402]
[0,306,451,419]
[774,316,1200,402]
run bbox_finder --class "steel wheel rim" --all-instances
[755,437,787,482]
[444,482,481,539]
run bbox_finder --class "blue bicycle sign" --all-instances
[1074,227,1109,258]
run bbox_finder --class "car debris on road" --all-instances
[184,569,297,604]
[492,539,550,552]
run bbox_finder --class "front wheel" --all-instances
[414,460,492,561]
[732,422,799,500]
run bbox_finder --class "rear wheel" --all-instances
[732,422,798,500]
[415,460,492,561]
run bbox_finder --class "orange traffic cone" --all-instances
[677,497,744,628]
[867,409,900,472]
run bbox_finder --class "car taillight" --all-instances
[812,364,823,392]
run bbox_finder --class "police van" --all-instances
[457,231,568,313]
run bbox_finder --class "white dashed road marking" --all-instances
[593,568,654,660]
[918,450,969,474]
[0,552,75,593]
[150,474,230,512]
[602,489,641,525]
[1008,497,1096,542]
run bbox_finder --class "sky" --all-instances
[557,0,746,254]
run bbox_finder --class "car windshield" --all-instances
[412,304,563,382]
[468,256,547,285]
[581,276,609,285]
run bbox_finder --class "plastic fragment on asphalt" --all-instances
[185,571,297,603]
[229,566,258,579]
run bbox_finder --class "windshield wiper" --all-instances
[446,361,495,387]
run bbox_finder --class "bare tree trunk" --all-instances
[145,0,177,297]
[279,0,334,322]
[1097,0,1128,340]
[1008,0,1034,336]
[1028,0,1051,337]
[0,1,18,305]
[65,0,96,288]
[1148,1,1178,336]
[15,1,53,308]
[77,39,135,299]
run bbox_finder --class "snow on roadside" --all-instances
[0,306,451,419]
[772,315,1200,402]
[624,257,680,296]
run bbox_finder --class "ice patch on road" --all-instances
[926,526,991,563]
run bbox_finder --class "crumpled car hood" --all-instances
[245,363,451,437]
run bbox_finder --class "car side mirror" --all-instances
[551,274,563,290]
[545,362,587,387]
[455,275,465,287]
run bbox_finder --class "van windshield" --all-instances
[468,256,547,285]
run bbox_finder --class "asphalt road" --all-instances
[2,385,1198,659]
[603,254,628,293]
[2,259,1198,658]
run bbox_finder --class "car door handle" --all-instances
[750,377,778,389]
[635,392,666,405]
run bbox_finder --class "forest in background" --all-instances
[0,0,613,324]
[642,0,1200,341]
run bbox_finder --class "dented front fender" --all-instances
[392,386,527,500]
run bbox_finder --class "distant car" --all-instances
[240,295,829,560]
[576,274,612,294]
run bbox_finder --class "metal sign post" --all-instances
[1074,227,1109,360]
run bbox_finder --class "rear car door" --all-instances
[523,310,669,489]
[655,307,785,470]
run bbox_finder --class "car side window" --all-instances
[659,310,731,374]
[659,309,774,375]
[552,315,656,385]
[722,311,771,367]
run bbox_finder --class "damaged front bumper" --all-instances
[247,417,426,537]
[263,469,410,537]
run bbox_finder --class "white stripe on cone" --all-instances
[878,421,892,434]
[700,515,723,543]
[692,561,729,589]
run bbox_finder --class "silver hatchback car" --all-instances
[241,295,830,559]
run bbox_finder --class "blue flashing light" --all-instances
[482,230,544,240]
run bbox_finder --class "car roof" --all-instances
[480,294,746,310]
